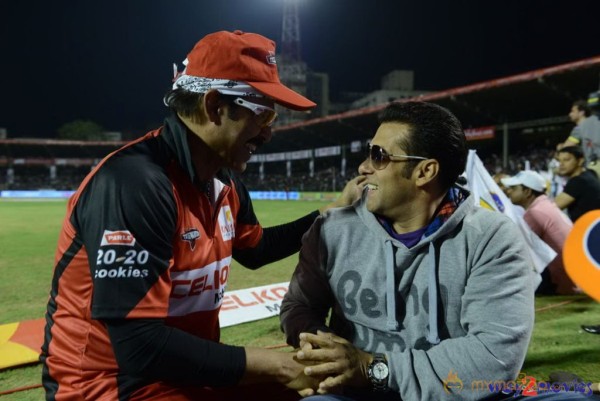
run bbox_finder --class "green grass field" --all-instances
[1,199,599,400]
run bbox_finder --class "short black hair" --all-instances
[558,145,585,160]
[378,101,467,191]
[573,100,592,117]
[531,189,545,197]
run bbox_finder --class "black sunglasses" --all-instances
[367,144,427,170]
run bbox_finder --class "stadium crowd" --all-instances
[0,165,90,191]
[0,145,586,193]
[238,145,564,193]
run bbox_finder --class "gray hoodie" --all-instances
[280,190,534,401]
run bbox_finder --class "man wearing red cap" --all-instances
[40,30,361,401]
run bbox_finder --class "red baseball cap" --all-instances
[184,30,316,111]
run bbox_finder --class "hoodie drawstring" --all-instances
[427,241,441,345]
[384,240,399,331]
[384,239,441,343]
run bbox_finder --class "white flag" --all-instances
[465,150,555,287]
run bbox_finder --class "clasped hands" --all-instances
[289,330,371,397]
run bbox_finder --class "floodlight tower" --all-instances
[278,0,308,124]
[281,0,302,63]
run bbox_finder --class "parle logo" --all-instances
[100,230,136,246]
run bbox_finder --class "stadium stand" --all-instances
[0,139,123,191]
[1,56,599,193]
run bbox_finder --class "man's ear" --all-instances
[203,90,223,124]
[414,159,439,187]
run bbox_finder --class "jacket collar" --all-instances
[160,113,198,183]
[159,113,234,186]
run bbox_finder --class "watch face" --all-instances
[373,362,389,380]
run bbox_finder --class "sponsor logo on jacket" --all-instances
[181,228,200,250]
[218,206,235,241]
[100,230,136,246]
[168,257,231,316]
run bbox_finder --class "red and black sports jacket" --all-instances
[41,115,318,401]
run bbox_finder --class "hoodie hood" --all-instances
[356,186,473,344]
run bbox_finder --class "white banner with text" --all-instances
[219,282,290,327]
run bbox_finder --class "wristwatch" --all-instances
[367,353,389,391]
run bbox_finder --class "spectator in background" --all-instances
[554,147,600,336]
[501,170,577,295]
[492,172,511,195]
[560,99,600,163]
[547,150,567,199]
[555,146,600,222]
[559,99,600,178]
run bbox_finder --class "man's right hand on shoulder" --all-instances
[319,175,366,214]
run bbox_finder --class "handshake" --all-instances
[283,331,373,397]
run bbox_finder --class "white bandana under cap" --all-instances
[171,58,264,98]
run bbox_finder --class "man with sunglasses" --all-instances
[41,30,361,401]
[279,102,592,400]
